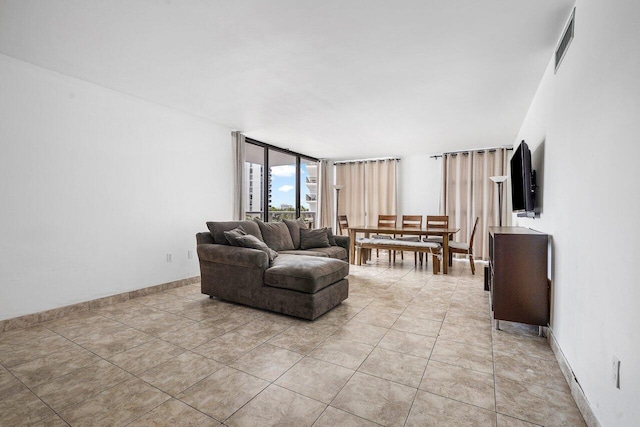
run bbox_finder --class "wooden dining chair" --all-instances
[338,215,369,261]
[337,215,349,236]
[372,215,397,261]
[376,214,397,229]
[448,217,479,274]
[424,215,449,243]
[396,215,423,263]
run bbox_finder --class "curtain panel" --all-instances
[231,131,246,221]
[364,159,397,226]
[317,160,333,229]
[442,148,508,260]
[335,162,366,226]
[335,159,398,228]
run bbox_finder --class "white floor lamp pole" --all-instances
[490,176,508,227]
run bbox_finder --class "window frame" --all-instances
[245,138,319,222]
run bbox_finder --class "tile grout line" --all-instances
[400,268,436,427]
[322,263,400,426]
[402,273,458,426]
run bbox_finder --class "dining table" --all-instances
[346,225,460,274]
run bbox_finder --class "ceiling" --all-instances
[0,0,575,159]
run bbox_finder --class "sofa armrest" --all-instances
[197,244,269,269]
[334,235,350,258]
[196,232,215,245]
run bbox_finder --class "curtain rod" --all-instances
[334,156,401,165]
[430,145,513,159]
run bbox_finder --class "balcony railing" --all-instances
[245,211,316,224]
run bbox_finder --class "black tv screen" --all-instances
[510,141,535,213]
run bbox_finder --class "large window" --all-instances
[243,139,318,224]
[269,150,297,221]
[243,142,265,220]
[300,159,317,224]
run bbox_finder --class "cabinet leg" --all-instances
[538,326,543,337]
[495,319,500,330]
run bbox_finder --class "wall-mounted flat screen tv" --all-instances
[510,140,536,214]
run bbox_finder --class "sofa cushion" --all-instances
[300,227,331,250]
[278,250,330,257]
[234,235,278,264]
[223,226,247,246]
[283,218,308,249]
[207,220,263,245]
[300,246,347,260]
[254,220,295,251]
[264,255,349,294]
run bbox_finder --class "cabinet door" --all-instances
[493,234,548,326]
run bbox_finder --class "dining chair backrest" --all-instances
[426,215,449,230]
[337,215,349,235]
[468,217,480,249]
[401,215,423,229]
[377,215,397,229]
[449,217,480,274]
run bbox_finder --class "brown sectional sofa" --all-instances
[196,219,350,320]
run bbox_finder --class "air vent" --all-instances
[555,8,575,73]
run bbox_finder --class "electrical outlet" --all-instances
[612,355,621,389]
[187,250,193,260]
[166,253,173,262]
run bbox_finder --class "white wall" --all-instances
[398,155,441,217]
[513,1,640,425]
[0,54,233,320]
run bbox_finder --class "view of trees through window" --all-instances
[243,140,318,224]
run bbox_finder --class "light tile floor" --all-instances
[0,257,586,426]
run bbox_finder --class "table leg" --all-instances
[443,232,449,274]
[349,229,355,264]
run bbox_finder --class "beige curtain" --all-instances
[335,162,366,228]
[365,159,398,226]
[317,160,333,228]
[335,159,398,228]
[231,131,245,220]
[442,148,508,260]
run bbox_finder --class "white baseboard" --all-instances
[546,326,601,427]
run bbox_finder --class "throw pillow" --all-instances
[300,227,331,250]
[283,218,309,249]
[326,227,337,246]
[234,234,278,264]
[223,226,247,246]
[206,220,264,245]
[254,219,295,251]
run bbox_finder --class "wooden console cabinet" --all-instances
[488,227,549,327]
